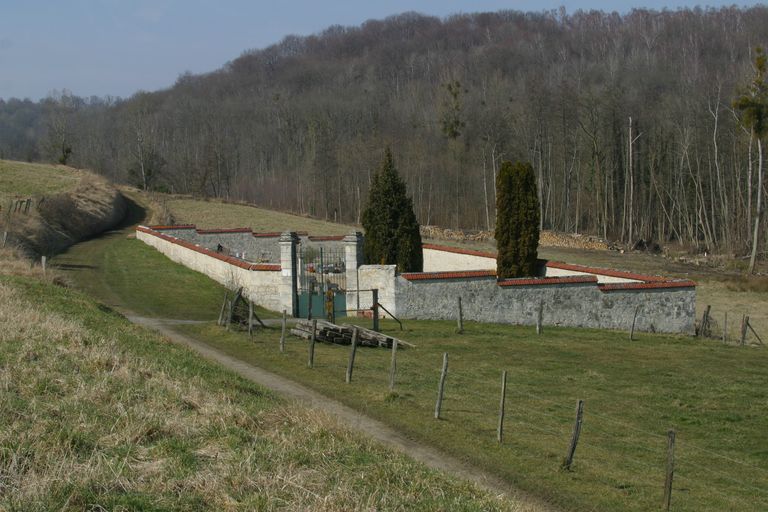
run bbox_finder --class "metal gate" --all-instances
[297,245,346,320]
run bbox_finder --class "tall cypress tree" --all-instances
[362,149,423,272]
[495,161,540,278]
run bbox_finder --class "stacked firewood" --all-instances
[291,319,413,349]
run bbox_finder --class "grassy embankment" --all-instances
[1,250,514,511]
[1,160,126,256]
[160,196,768,511]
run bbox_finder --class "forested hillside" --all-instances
[2,7,768,254]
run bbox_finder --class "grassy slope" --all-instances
[165,196,768,337]
[166,198,355,235]
[0,160,82,203]
[0,265,511,511]
[179,319,768,512]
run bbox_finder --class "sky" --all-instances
[0,0,759,101]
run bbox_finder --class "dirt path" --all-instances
[127,314,554,511]
[54,191,556,511]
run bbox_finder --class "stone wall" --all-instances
[136,226,284,312]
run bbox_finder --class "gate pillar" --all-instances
[344,231,364,316]
[279,231,299,317]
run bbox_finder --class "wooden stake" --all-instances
[562,399,584,470]
[217,292,228,326]
[723,312,728,344]
[699,305,711,337]
[345,327,359,383]
[456,296,464,334]
[372,289,380,332]
[740,314,748,346]
[41,255,46,277]
[2,231,7,248]
[630,305,640,341]
[663,429,676,511]
[434,352,449,419]
[248,300,254,339]
[388,338,398,391]
[536,301,543,335]
[308,319,317,368]
[746,319,764,345]
[497,370,507,443]
[279,309,287,353]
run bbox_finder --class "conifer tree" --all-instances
[362,149,423,272]
[495,161,540,278]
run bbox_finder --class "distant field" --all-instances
[0,159,81,205]
[166,197,355,235]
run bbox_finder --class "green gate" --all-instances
[297,245,346,320]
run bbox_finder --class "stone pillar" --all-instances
[344,232,364,315]
[279,231,299,317]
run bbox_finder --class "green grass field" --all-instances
[176,318,768,512]
[0,159,81,205]
[166,197,355,235]
[0,266,513,510]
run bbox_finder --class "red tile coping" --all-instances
[497,275,598,286]
[422,243,682,284]
[252,232,283,238]
[400,270,497,281]
[545,260,667,282]
[598,280,696,292]
[148,224,196,230]
[196,227,252,234]
[308,235,346,241]
[137,226,280,271]
[422,243,497,259]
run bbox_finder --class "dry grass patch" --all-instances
[0,252,520,510]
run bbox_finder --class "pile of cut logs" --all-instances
[291,319,414,349]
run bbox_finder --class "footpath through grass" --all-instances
[54,195,276,321]
[177,318,768,512]
[0,265,512,510]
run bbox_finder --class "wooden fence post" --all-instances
[248,300,254,339]
[345,327,359,383]
[740,314,748,346]
[279,309,287,353]
[536,301,543,335]
[562,399,584,470]
[630,305,640,341]
[699,305,711,337]
[372,289,380,332]
[434,352,449,419]
[308,319,317,368]
[662,429,676,511]
[723,312,728,344]
[217,292,228,326]
[456,296,464,334]
[41,255,46,277]
[497,370,507,443]
[2,231,7,248]
[388,338,398,391]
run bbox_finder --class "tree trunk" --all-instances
[748,137,764,274]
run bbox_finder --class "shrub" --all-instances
[495,161,540,278]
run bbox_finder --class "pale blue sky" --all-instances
[0,0,758,100]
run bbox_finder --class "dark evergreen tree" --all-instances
[362,149,423,272]
[495,161,540,278]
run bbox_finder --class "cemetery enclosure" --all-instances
[136,225,695,333]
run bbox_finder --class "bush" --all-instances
[362,149,423,272]
[495,161,540,278]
